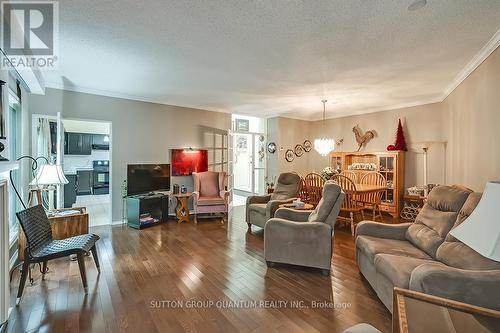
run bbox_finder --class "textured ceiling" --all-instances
[43,0,500,120]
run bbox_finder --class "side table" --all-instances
[173,192,192,223]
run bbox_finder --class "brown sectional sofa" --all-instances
[355,185,500,312]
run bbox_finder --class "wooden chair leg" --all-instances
[378,205,384,222]
[16,260,30,305]
[91,245,100,273]
[350,212,355,236]
[76,252,88,294]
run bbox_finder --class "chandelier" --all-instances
[314,100,335,156]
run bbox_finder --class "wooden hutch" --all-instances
[330,151,405,218]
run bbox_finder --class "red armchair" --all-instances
[192,171,229,223]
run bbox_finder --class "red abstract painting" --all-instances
[171,149,208,176]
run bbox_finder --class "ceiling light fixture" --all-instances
[314,100,335,156]
[408,0,427,11]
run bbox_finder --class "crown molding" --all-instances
[440,27,500,100]
[44,81,232,116]
[44,28,500,122]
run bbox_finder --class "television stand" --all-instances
[127,193,169,229]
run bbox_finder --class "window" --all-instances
[8,88,22,245]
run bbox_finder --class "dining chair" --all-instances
[332,174,365,235]
[340,170,358,183]
[359,172,387,221]
[304,172,326,207]
[299,176,309,203]
[16,205,100,304]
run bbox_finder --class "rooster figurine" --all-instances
[352,125,376,151]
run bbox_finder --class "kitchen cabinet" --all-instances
[92,134,109,150]
[64,174,77,208]
[65,132,92,155]
[76,170,93,195]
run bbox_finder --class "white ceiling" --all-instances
[43,0,500,120]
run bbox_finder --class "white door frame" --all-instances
[232,131,266,196]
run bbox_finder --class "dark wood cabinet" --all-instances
[76,170,93,195]
[65,132,92,155]
[92,134,109,150]
[64,174,77,207]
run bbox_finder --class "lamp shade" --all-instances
[29,164,69,186]
[449,181,500,262]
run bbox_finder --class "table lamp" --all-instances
[449,181,500,262]
[29,164,69,211]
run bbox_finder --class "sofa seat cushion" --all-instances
[406,186,471,259]
[374,254,439,289]
[356,235,432,263]
[437,192,500,270]
[197,196,226,206]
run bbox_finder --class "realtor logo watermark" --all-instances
[1,0,59,70]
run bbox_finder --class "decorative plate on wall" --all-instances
[267,142,276,154]
[285,149,295,162]
[303,140,312,152]
[294,144,304,157]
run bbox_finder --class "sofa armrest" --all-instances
[247,194,271,205]
[355,221,412,240]
[265,218,332,241]
[267,198,297,219]
[410,263,500,311]
[274,208,312,222]
[192,191,200,201]
[220,190,230,203]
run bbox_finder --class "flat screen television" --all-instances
[127,164,170,196]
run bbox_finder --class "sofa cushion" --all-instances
[436,192,500,270]
[356,235,431,263]
[270,173,301,200]
[198,172,220,197]
[405,186,471,258]
[197,196,226,206]
[374,254,439,289]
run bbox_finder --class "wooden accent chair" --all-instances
[299,177,309,203]
[304,172,326,207]
[16,205,100,304]
[359,172,387,221]
[192,171,229,223]
[340,170,358,183]
[332,174,365,235]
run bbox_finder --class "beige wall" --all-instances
[272,46,500,192]
[443,47,500,191]
[267,117,312,179]
[29,88,231,221]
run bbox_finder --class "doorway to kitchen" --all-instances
[32,115,112,226]
[231,115,266,206]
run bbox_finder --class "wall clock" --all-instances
[267,142,276,154]
[285,149,294,162]
[303,140,312,152]
[294,144,304,157]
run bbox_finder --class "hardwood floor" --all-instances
[8,206,391,333]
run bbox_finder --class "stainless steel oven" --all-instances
[93,160,109,194]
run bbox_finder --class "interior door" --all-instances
[232,132,266,196]
[252,133,266,195]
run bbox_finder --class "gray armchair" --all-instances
[264,181,345,275]
[246,172,301,232]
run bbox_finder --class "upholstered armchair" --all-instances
[192,171,229,223]
[264,181,345,275]
[246,172,301,232]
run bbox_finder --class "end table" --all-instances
[173,192,192,223]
